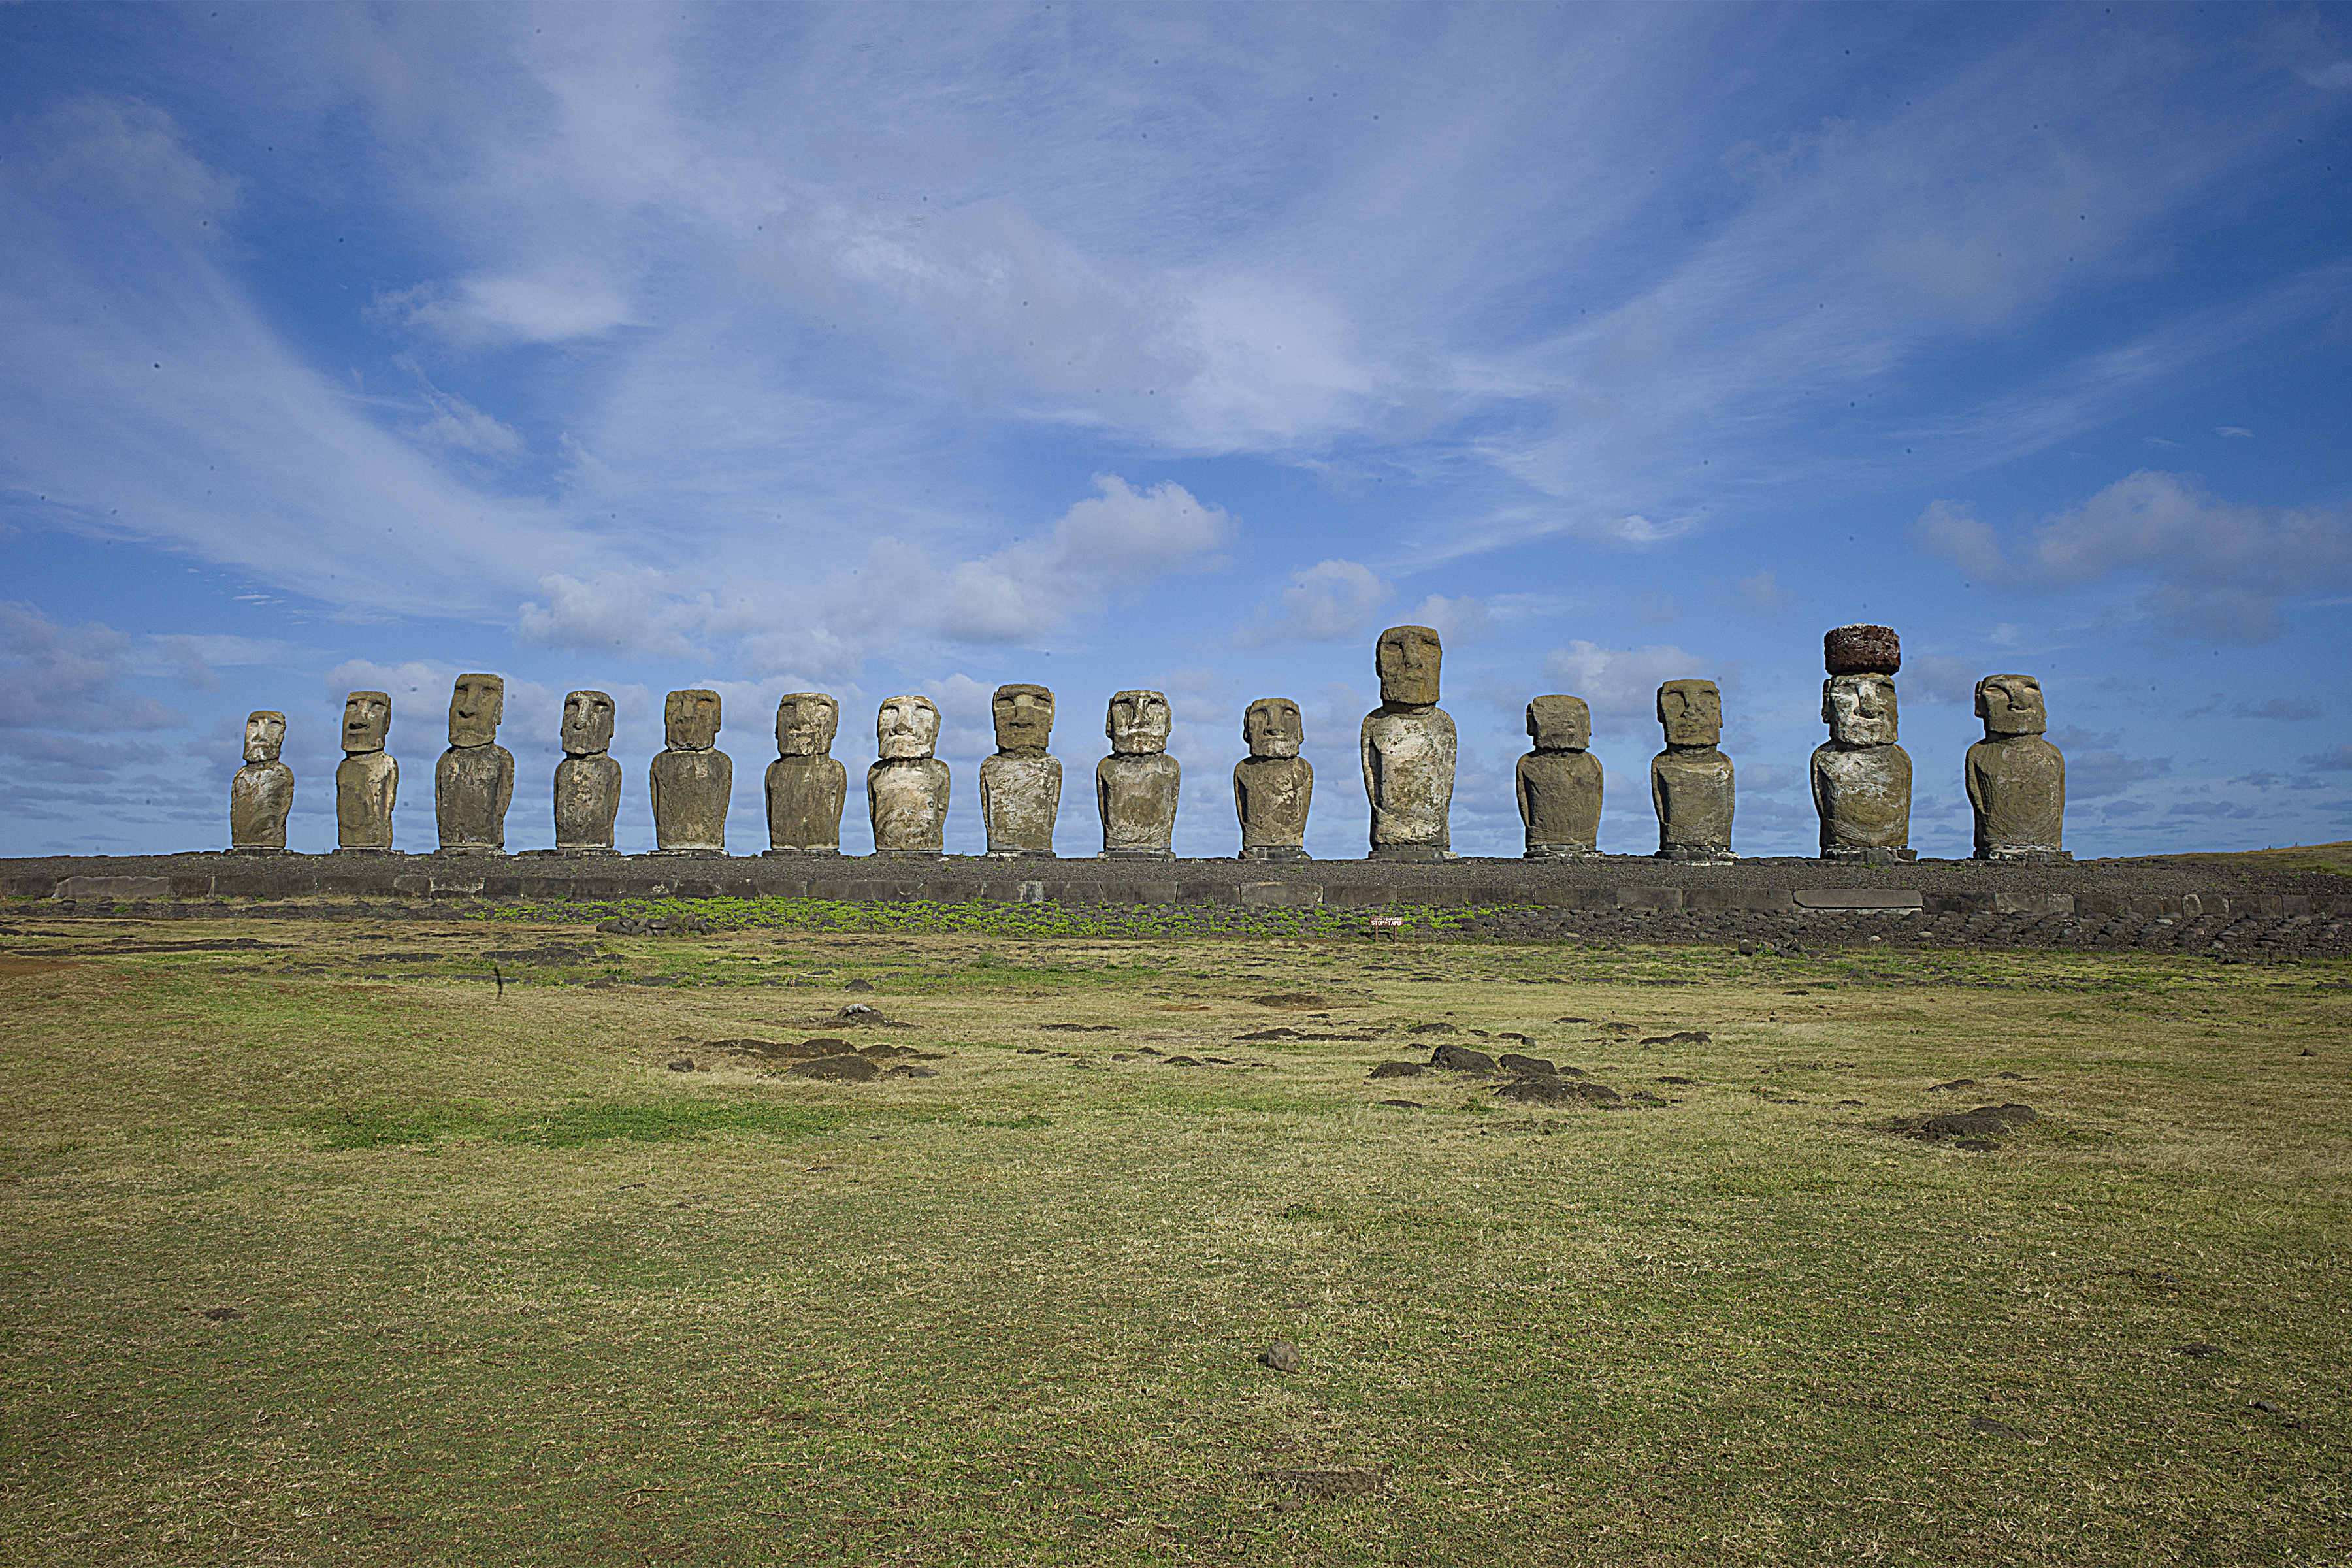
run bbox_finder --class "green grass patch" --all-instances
[302,1095,858,1150]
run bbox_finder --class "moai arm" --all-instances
[1964,745,1989,820]
[1515,756,1534,831]
[1359,716,1379,811]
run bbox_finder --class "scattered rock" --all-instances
[1554,1015,1594,1024]
[832,1004,910,1028]
[2300,1047,2316,1058]
[1256,1467,1387,1499]
[1968,1414,2022,1438]
[1929,1078,1980,1092]
[1041,1023,1116,1032]
[1375,1098,1422,1108]
[1164,1055,1205,1067]
[200,1306,248,1322]
[1876,1103,2039,1143]
[1497,1032,1535,1045]
[1134,1047,1163,1056]
[790,1054,881,1082]
[1997,1071,2027,1081]
[843,977,875,993]
[1407,1022,1458,1036]
[1368,1061,1424,1079]
[1237,1028,1303,1041]
[1837,1098,1864,1106]
[1258,1340,1303,1373]
[1495,1077,1620,1105]
[2176,1342,2221,1359]
[667,1058,695,1072]
[1429,1043,1497,1074]
[1639,1030,1711,1046]
[1497,1053,1556,1077]
[1658,1075,1697,1085]
[855,1043,920,1059]
[885,1065,938,1078]
[2251,1399,2281,1413]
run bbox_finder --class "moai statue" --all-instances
[980,683,1060,858]
[1517,695,1603,858]
[650,689,730,855]
[435,673,514,854]
[1812,625,1915,863]
[228,710,294,853]
[869,694,950,858]
[1360,625,1456,860]
[1098,690,1179,859]
[765,693,848,856]
[1966,674,2069,862]
[335,690,398,851]
[551,690,622,853]
[1650,679,1735,860]
[1234,696,1313,861]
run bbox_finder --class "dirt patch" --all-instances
[1875,1103,2039,1144]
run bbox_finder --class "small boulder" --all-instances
[1407,1022,1458,1036]
[790,1054,881,1082]
[1497,1053,1556,1077]
[1367,1061,1424,1079]
[1495,1077,1620,1105]
[1258,1340,1303,1373]
[1429,1043,1497,1074]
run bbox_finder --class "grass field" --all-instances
[1,914,2345,1565]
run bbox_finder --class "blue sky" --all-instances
[3,2,2348,860]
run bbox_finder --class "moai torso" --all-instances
[553,689,621,851]
[1965,674,2066,858]
[436,673,514,852]
[1235,697,1312,859]
[870,695,949,856]
[1518,695,1602,857]
[766,693,848,853]
[1650,679,1733,857]
[229,710,293,851]
[335,691,397,850]
[981,683,1060,858]
[1813,633,1911,857]
[1098,690,1178,858]
[1361,626,1455,859]
[651,689,730,853]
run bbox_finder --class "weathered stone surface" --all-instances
[229,711,293,851]
[436,674,513,853]
[1362,626,1455,860]
[869,694,948,857]
[335,691,397,851]
[1235,697,1312,860]
[553,691,621,851]
[981,683,1060,858]
[1824,623,1901,676]
[1967,673,2066,859]
[1098,690,1177,858]
[651,690,730,854]
[1813,672,1911,854]
[1650,679,1733,857]
[1518,695,1602,857]
[766,693,847,855]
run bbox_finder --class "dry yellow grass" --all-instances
[1,916,2345,1565]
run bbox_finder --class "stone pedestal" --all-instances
[554,754,623,851]
[436,745,514,853]
[336,751,398,851]
[870,758,950,857]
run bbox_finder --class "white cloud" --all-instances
[0,602,186,734]
[2216,426,2253,438]
[1729,570,1789,617]
[2048,726,2172,798]
[381,274,638,348]
[1908,471,2352,641]
[1409,593,1493,644]
[1903,653,1980,704]
[404,385,526,459]
[2299,60,2352,91]
[517,570,706,659]
[1540,640,1715,735]
[1235,559,1393,646]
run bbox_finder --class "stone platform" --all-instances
[5,850,2342,923]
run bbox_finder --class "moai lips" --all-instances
[1235,696,1312,860]
[1518,695,1603,858]
[766,693,847,855]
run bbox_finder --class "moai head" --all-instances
[561,690,616,757]
[342,691,391,755]
[242,710,286,764]
[1656,680,1722,748]
[1106,690,1171,755]
[1527,695,1591,753]
[1823,623,1901,676]
[1375,625,1443,706]
[877,694,941,760]
[664,689,722,751]
[1976,674,2047,738]
[1243,697,1305,760]
[446,673,505,749]
[776,692,840,757]
[1823,674,1899,747]
[992,683,1054,752]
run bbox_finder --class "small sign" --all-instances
[1368,915,1404,939]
